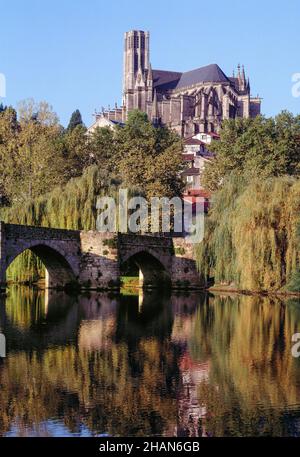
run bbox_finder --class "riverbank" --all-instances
[2,278,300,297]
[208,284,300,297]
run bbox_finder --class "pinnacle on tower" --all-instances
[147,63,153,87]
[242,64,246,80]
[237,64,247,92]
[151,89,159,123]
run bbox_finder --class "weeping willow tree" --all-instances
[196,175,300,292]
[196,174,247,286]
[0,166,137,283]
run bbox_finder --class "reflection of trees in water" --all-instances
[1,287,79,350]
[0,288,185,436]
[187,294,300,436]
[1,289,300,437]
[0,343,179,436]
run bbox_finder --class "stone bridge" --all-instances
[0,222,201,290]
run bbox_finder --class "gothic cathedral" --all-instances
[93,30,261,138]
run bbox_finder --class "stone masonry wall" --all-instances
[171,237,201,288]
[79,231,120,289]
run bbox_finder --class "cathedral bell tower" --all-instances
[122,30,151,115]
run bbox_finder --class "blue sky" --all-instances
[0,0,299,126]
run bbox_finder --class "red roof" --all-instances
[184,189,211,198]
[184,137,205,145]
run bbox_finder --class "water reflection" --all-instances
[0,288,300,436]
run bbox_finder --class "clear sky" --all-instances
[0,0,299,126]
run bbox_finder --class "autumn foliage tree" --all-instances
[0,100,91,204]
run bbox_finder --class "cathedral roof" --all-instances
[153,64,230,91]
[176,64,230,89]
[152,69,182,90]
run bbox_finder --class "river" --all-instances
[0,287,300,437]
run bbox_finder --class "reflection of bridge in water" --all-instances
[0,288,202,352]
[0,222,200,290]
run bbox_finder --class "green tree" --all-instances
[144,143,185,198]
[67,109,84,131]
[89,126,116,173]
[203,112,300,190]
[62,124,90,180]
[113,110,184,198]
[0,107,19,204]
[13,120,66,202]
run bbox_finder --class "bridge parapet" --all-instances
[4,223,80,241]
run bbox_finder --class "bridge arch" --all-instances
[6,241,78,288]
[120,249,171,288]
